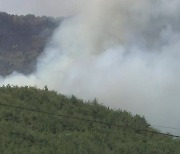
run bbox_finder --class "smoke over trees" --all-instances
[1,0,180,136]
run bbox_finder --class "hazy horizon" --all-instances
[0,0,80,17]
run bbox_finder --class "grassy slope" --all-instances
[0,86,179,153]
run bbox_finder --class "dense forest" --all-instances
[0,86,179,153]
[0,12,61,76]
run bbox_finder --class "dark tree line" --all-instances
[0,12,61,76]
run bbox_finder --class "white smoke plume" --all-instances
[1,0,180,135]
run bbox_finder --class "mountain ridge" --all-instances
[0,12,61,76]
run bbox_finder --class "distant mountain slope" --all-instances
[0,12,61,76]
[0,86,179,153]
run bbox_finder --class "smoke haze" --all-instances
[1,0,180,135]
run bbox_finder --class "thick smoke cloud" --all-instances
[1,0,180,135]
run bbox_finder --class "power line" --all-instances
[0,102,179,138]
[1,86,180,132]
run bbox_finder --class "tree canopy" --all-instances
[0,86,179,153]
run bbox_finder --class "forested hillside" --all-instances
[0,86,179,153]
[0,12,61,76]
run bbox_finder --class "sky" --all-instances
[0,0,79,17]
